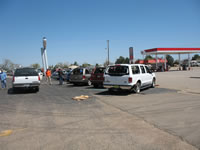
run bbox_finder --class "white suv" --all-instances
[103,64,156,93]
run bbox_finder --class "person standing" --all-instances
[0,69,7,89]
[58,69,64,85]
[46,69,52,85]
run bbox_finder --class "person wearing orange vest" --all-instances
[46,69,52,85]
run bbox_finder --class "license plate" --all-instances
[97,75,100,78]
[113,85,119,88]
[24,84,30,87]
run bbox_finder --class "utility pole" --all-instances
[141,51,145,60]
[107,40,109,66]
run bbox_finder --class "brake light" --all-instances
[82,75,86,80]
[12,76,15,82]
[128,77,132,83]
[38,75,40,81]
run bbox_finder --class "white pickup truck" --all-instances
[12,67,40,92]
[103,64,156,93]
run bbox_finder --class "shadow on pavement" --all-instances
[95,89,132,96]
[7,88,37,95]
[95,88,178,96]
[190,77,200,79]
[85,86,105,90]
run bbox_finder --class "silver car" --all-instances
[69,67,92,86]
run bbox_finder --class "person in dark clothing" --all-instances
[58,69,64,85]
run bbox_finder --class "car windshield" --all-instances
[14,68,38,76]
[73,68,83,75]
[94,68,105,74]
[107,66,129,76]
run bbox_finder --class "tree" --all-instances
[95,63,99,67]
[81,63,91,68]
[48,65,54,70]
[103,60,114,67]
[103,60,109,67]
[174,60,179,65]
[115,56,129,64]
[54,62,69,69]
[144,55,154,61]
[54,62,62,68]
[0,59,15,71]
[63,63,69,69]
[192,54,200,60]
[30,63,40,69]
[166,55,174,66]
[73,61,79,66]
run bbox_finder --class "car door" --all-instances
[139,65,148,86]
[145,65,153,85]
[85,69,91,81]
[131,65,141,84]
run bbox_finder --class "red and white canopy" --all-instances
[144,48,200,54]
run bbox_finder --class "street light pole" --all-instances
[107,40,109,66]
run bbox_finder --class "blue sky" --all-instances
[0,0,200,66]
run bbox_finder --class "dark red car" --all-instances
[90,67,106,88]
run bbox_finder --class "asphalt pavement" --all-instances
[0,74,199,150]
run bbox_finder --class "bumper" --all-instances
[104,84,132,90]
[13,83,40,88]
[70,80,88,84]
[91,80,103,84]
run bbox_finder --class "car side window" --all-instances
[145,66,151,73]
[85,69,90,74]
[132,66,140,74]
[140,66,146,74]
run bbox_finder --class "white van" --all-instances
[103,64,156,93]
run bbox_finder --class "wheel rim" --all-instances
[88,80,91,86]
[152,79,156,87]
[135,82,140,93]
[136,84,140,93]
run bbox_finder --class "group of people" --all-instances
[0,69,7,89]
[46,68,64,85]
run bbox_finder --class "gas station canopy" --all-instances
[142,48,200,71]
[144,48,200,54]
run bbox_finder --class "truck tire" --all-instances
[35,87,39,92]
[87,80,92,86]
[133,82,141,93]
[12,87,17,93]
[93,84,98,88]
[151,78,156,88]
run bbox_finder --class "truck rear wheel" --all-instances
[133,82,141,93]
[93,84,98,88]
[35,87,39,92]
[12,87,17,93]
[151,78,156,88]
[87,80,92,86]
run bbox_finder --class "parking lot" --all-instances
[0,68,200,150]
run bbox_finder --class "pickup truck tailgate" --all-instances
[14,76,40,84]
